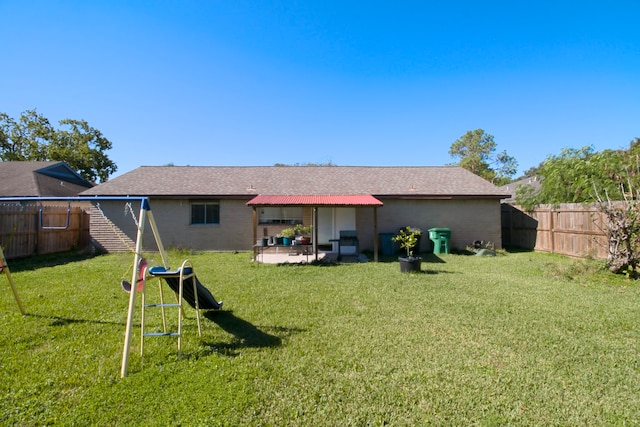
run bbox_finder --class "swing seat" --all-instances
[121,258,148,293]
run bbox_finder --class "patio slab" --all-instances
[253,250,368,264]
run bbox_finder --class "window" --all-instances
[258,206,303,225]
[190,201,220,225]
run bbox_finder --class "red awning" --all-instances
[246,194,383,206]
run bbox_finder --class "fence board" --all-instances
[0,204,90,259]
[502,203,609,259]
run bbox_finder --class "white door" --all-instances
[317,207,356,253]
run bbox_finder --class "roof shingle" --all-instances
[81,166,510,199]
[0,161,93,197]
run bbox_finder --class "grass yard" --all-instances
[1,249,639,426]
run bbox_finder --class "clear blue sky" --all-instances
[1,1,638,180]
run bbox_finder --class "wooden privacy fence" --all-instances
[502,203,609,259]
[0,204,90,260]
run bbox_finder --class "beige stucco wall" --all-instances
[357,198,503,252]
[92,198,254,252]
[149,199,254,250]
[92,198,502,253]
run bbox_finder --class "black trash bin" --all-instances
[379,233,394,256]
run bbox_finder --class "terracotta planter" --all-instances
[398,256,422,273]
[296,236,311,245]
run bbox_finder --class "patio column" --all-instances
[313,207,318,261]
[373,206,379,262]
[252,206,257,247]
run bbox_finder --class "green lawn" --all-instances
[1,250,639,426]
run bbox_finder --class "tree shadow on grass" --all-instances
[26,313,126,327]
[202,310,304,356]
[5,251,99,273]
[367,252,449,264]
[401,268,459,275]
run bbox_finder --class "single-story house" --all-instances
[80,166,510,258]
[0,161,94,197]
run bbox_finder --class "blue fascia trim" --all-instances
[0,196,151,210]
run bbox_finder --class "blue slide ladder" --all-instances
[140,259,202,357]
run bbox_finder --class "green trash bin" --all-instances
[428,228,451,254]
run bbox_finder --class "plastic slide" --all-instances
[148,266,223,310]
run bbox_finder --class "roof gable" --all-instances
[82,166,510,199]
[0,161,93,197]
[36,163,93,188]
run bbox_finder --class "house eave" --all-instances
[375,194,511,200]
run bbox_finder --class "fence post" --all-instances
[549,207,554,254]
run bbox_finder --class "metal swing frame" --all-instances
[39,201,71,230]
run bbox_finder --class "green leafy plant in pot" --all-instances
[393,226,422,272]
[279,228,296,246]
[294,224,313,245]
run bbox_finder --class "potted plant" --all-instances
[279,228,296,246]
[294,224,313,245]
[392,226,422,272]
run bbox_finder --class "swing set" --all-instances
[0,245,25,315]
[0,196,222,378]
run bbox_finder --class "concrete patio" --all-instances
[253,248,368,264]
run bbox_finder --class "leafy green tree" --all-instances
[50,119,117,183]
[0,110,116,183]
[520,146,598,207]
[516,140,640,209]
[449,129,517,184]
[0,110,53,160]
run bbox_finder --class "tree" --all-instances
[516,146,597,208]
[595,186,640,277]
[0,110,53,161]
[515,138,640,277]
[592,147,640,276]
[449,129,517,184]
[0,110,117,183]
[515,141,640,209]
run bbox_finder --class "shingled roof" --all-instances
[0,161,93,197]
[82,166,510,199]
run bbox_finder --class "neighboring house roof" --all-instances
[500,176,541,203]
[81,166,511,199]
[0,161,93,197]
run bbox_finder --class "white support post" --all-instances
[146,208,170,269]
[120,201,148,378]
[0,246,26,315]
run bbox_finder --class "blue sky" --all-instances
[1,1,638,180]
